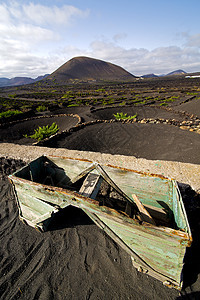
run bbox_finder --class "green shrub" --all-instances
[67,103,79,107]
[61,91,73,99]
[113,112,137,120]
[36,105,47,112]
[25,122,59,141]
[0,110,22,119]
[8,93,16,99]
[186,92,198,95]
[95,88,105,92]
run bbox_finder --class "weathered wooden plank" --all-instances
[132,194,156,225]
[17,192,54,215]
[12,178,70,206]
[102,165,173,208]
[15,190,60,226]
[79,173,102,199]
[48,155,93,182]
[95,212,186,283]
[172,181,190,234]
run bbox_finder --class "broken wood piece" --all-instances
[132,194,156,225]
[79,173,102,199]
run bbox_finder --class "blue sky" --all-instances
[0,0,200,77]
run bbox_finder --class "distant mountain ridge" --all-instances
[141,69,187,78]
[1,57,199,88]
[47,56,136,83]
[0,74,49,87]
[141,73,158,78]
[167,69,187,76]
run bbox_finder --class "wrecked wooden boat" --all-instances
[9,155,192,289]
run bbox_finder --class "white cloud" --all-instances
[0,3,11,23]
[0,23,55,42]
[0,1,90,77]
[0,2,89,26]
[86,41,200,75]
[22,3,89,26]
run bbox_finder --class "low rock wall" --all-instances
[0,143,200,193]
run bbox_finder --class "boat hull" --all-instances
[9,155,192,289]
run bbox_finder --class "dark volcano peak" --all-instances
[47,56,136,83]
